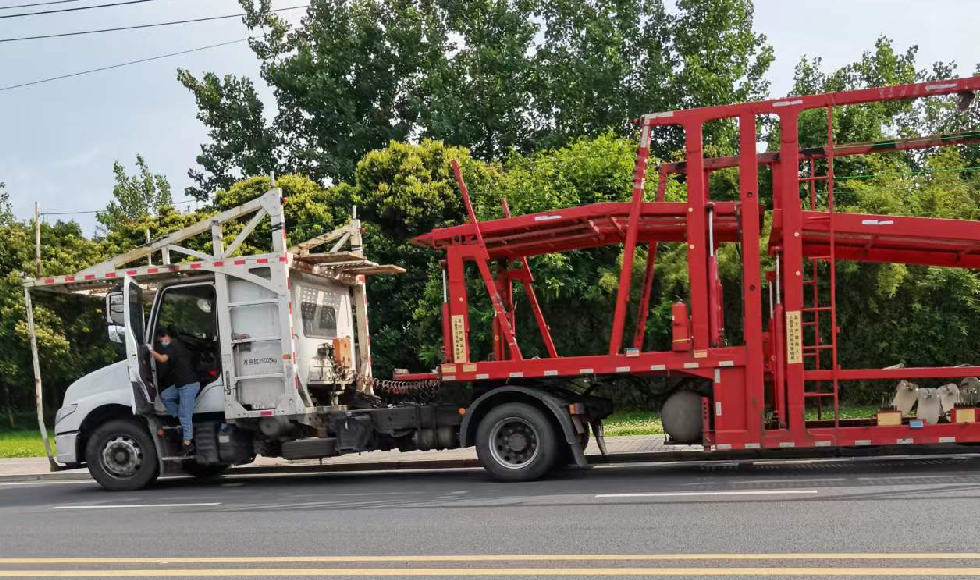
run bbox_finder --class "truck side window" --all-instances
[301,301,337,338]
[156,284,218,339]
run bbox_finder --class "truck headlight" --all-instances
[55,403,78,426]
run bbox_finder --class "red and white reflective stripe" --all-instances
[36,254,286,286]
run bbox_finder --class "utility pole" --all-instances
[34,202,41,277]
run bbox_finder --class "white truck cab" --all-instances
[26,188,418,490]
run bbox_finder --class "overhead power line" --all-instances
[0,4,307,43]
[2,0,183,19]
[0,0,86,10]
[0,38,248,92]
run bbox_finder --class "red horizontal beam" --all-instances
[662,131,980,175]
[642,76,980,126]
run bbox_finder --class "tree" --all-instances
[423,0,538,160]
[241,0,447,184]
[182,0,774,200]
[177,71,279,201]
[96,155,173,233]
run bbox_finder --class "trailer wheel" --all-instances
[85,419,159,491]
[476,403,558,482]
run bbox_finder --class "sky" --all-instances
[0,0,978,234]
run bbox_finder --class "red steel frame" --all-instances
[410,76,980,451]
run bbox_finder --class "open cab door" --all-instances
[121,277,156,413]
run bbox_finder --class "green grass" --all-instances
[0,429,54,459]
[604,411,664,437]
[602,405,884,438]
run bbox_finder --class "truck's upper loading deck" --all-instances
[412,201,740,259]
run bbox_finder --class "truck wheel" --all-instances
[476,403,558,482]
[85,419,159,491]
[183,464,229,479]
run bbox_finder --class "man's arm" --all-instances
[149,348,169,364]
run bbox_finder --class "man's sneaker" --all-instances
[181,441,195,457]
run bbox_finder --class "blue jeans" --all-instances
[161,382,200,441]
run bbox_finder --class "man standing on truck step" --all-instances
[149,327,199,456]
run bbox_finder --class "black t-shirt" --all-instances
[158,339,198,388]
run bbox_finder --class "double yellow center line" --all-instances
[1,554,979,577]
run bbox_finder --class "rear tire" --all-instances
[85,419,159,491]
[476,403,559,482]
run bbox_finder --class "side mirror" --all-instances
[107,324,125,344]
[106,292,125,326]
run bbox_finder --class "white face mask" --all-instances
[160,337,171,347]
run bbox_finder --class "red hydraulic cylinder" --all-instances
[671,301,692,352]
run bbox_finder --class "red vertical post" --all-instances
[685,122,710,351]
[609,122,653,355]
[631,166,668,350]
[738,113,765,441]
[777,111,806,437]
[445,246,469,364]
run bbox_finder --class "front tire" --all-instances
[475,402,559,482]
[85,419,159,491]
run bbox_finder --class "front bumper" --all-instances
[54,432,79,465]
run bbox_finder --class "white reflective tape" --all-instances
[779,441,796,448]
[772,99,804,108]
[855,439,872,446]
[616,366,631,373]
[650,364,666,371]
[533,215,562,221]
[939,436,957,443]
[715,401,723,416]
[926,82,958,91]
[718,360,734,367]
[543,370,558,377]
[716,443,732,450]
[745,443,761,449]
[897,438,913,445]
[444,376,456,381]
[815,441,832,447]
[683,362,699,369]
[508,372,524,378]
[579,368,594,374]
[860,219,894,225]
[475,373,489,380]
[714,369,721,384]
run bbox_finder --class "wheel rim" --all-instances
[101,435,143,479]
[489,416,540,470]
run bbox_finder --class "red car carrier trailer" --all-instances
[26,75,980,491]
[409,74,980,455]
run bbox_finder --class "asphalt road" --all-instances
[4,454,980,578]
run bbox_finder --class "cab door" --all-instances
[123,277,156,413]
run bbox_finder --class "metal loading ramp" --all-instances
[769,210,980,269]
[412,201,743,259]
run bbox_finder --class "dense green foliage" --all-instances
[2,1,980,427]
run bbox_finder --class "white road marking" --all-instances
[0,481,93,486]
[595,490,818,499]
[682,478,845,485]
[53,503,221,510]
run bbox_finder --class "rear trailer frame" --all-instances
[411,76,980,453]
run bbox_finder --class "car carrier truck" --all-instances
[24,74,980,491]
